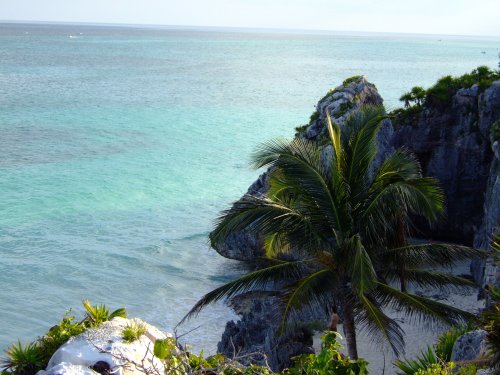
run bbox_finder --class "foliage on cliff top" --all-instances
[391,65,500,125]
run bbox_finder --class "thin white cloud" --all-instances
[1,0,499,36]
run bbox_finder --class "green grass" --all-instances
[122,322,147,343]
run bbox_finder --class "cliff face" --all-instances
[391,83,500,245]
[472,116,500,286]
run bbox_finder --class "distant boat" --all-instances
[68,35,80,39]
[481,51,486,54]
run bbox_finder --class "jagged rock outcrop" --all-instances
[391,82,500,245]
[37,317,169,375]
[217,292,315,371]
[472,117,500,287]
[450,329,488,362]
[213,76,394,261]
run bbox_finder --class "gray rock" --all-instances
[451,329,488,362]
[217,292,316,371]
[391,82,500,245]
[473,117,500,290]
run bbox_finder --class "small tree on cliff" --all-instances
[182,106,484,359]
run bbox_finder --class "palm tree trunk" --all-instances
[342,301,358,359]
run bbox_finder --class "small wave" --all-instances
[177,231,210,241]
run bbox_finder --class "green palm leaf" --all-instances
[376,283,475,325]
[179,259,314,324]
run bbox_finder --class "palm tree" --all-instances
[399,92,414,108]
[410,86,427,106]
[181,106,484,359]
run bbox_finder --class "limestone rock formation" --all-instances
[473,116,500,287]
[391,82,500,245]
[37,317,169,375]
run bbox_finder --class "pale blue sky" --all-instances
[1,0,500,37]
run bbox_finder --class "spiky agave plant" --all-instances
[1,340,43,374]
[82,299,127,328]
[181,105,485,359]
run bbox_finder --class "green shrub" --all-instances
[121,322,147,343]
[395,66,500,117]
[414,362,454,375]
[284,331,368,375]
[309,111,320,123]
[37,311,86,366]
[343,75,363,87]
[1,300,127,375]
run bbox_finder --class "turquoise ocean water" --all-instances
[0,22,499,353]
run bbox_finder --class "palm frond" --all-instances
[343,105,387,198]
[252,137,349,235]
[381,268,476,290]
[210,194,301,250]
[350,235,377,294]
[379,243,488,268]
[326,110,343,171]
[179,259,314,325]
[356,293,405,356]
[376,283,476,326]
[280,268,338,333]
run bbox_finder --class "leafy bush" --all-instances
[284,331,368,375]
[393,66,500,121]
[414,362,454,375]
[37,311,86,366]
[343,75,363,87]
[1,300,127,375]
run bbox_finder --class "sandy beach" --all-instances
[313,262,484,374]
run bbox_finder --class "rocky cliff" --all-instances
[213,76,500,370]
[391,82,500,245]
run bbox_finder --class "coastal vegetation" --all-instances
[391,66,500,124]
[0,300,127,374]
[183,105,485,359]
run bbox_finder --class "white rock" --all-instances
[44,317,171,375]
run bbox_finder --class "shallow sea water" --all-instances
[0,22,499,353]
